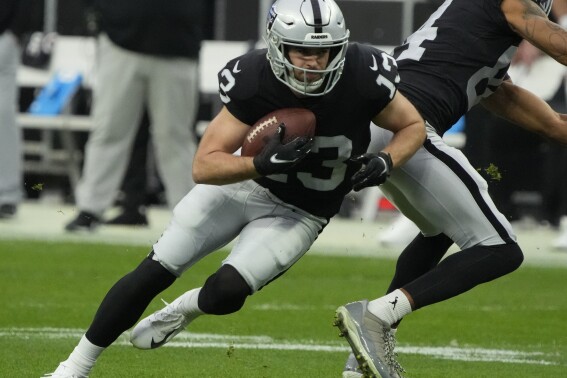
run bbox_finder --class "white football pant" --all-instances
[152,180,328,292]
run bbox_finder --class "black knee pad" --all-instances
[198,264,252,315]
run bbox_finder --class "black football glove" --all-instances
[253,123,313,176]
[351,152,393,191]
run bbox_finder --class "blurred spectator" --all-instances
[507,2,567,249]
[106,110,160,226]
[65,0,206,231]
[465,38,561,225]
[0,0,35,218]
[463,99,548,223]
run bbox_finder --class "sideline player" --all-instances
[43,0,425,376]
[336,0,567,377]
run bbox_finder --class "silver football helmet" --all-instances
[266,0,350,96]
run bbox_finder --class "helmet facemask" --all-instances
[266,0,350,97]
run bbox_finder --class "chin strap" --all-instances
[287,72,325,94]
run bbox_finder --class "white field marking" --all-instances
[251,303,335,311]
[0,327,557,366]
[399,346,556,365]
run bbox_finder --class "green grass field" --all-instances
[1,239,566,377]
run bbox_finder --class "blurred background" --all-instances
[6,0,567,250]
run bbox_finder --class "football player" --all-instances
[43,0,425,376]
[336,0,567,377]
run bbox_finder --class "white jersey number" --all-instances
[268,136,352,191]
[375,52,399,99]
[395,0,512,108]
[219,68,235,104]
[396,0,451,62]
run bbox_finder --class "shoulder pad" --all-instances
[218,50,266,104]
[346,43,400,101]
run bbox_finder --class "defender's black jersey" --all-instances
[392,0,523,134]
[217,43,400,218]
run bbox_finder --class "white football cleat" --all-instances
[335,300,404,378]
[342,352,363,378]
[41,363,85,378]
[130,294,199,349]
[384,328,404,377]
[342,330,404,378]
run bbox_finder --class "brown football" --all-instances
[241,108,316,157]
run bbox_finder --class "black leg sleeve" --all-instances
[404,243,524,310]
[85,254,176,347]
[387,233,453,294]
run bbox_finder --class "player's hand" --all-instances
[351,152,393,191]
[253,124,313,176]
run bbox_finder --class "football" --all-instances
[241,108,316,157]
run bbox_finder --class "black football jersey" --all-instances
[392,0,524,134]
[217,43,399,218]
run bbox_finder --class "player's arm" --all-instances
[371,91,426,168]
[351,92,424,192]
[502,0,567,65]
[192,106,259,185]
[481,79,567,144]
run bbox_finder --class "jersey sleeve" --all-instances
[348,43,401,115]
[216,50,263,125]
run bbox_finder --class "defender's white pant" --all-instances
[152,181,328,292]
[370,124,516,250]
[76,34,199,214]
[0,31,23,205]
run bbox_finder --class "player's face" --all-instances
[287,47,330,82]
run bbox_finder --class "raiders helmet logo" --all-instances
[267,5,277,31]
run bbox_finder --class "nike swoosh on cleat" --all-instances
[369,55,378,71]
[150,328,177,349]
[270,154,298,164]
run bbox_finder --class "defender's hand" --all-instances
[351,152,393,191]
[253,124,313,176]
